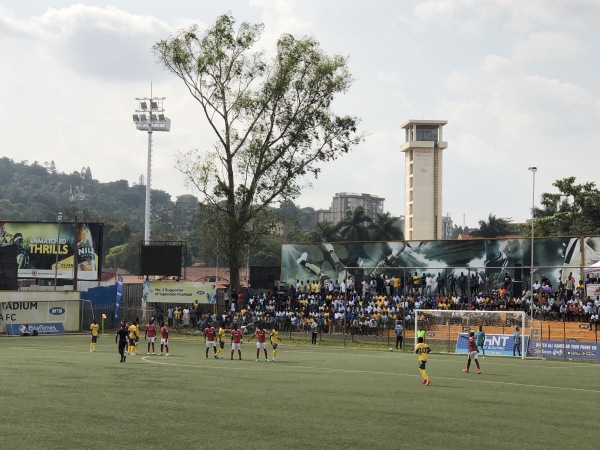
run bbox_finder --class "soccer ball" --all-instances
[389,348,393,352]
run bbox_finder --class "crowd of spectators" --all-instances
[155,271,600,335]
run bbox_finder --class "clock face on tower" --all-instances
[416,127,438,142]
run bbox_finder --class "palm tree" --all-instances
[315,221,341,242]
[338,207,372,241]
[470,214,514,238]
[368,212,403,241]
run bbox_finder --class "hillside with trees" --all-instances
[0,157,320,273]
[3,159,599,279]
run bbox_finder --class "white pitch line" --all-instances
[7,344,598,370]
[8,347,95,354]
[140,356,600,394]
[281,347,600,369]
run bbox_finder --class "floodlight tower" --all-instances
[132,91,171,242]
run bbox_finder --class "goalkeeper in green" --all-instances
[475,325,486,358]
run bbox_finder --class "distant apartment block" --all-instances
[441,214,453,240]
[314,192,385,225]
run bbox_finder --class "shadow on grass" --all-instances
[425,383,459,389]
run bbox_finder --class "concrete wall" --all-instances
[0,291,81,334]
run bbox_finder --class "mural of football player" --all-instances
[561,237,600,284]
[12,232,30,269]
[297,242,359,285]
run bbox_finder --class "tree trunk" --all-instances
[229,256,241,293]
[227,221,242,292]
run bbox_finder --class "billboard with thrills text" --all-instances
[0,221,103,280]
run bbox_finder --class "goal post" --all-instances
[526,307,544,359]
[0,302,5,335]
[415,309,529,359]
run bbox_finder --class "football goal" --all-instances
[414,309,541,359]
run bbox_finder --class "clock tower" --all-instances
[401,120,448,240]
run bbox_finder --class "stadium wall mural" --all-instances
[281,237,600,293]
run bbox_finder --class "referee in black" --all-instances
[116,323,128,362]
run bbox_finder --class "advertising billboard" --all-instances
[143,281,217,304]
[0,221,103,280]
[0,291,81,334]
[533,340,600,360]
[455,333,527,357]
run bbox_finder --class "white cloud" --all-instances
[502,0,600,32]
[1,4,174,81]
[512,31,584,62]
[1,0,600,230]
[0,5,32,38]
[248,0,311,49]
[378,70,401,82]
[413,0,456,23]
[412,0,502,34]
[409,0,600,35]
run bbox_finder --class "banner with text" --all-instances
[6,323,66,335]
[0,291,81,334]
[143,281,217,304]
[0,221,103,280]
[533,340,600,360]
[586,284,600,298]
[455,333,528,357]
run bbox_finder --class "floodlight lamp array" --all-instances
[132,96,170,131]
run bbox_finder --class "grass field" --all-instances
[1,334,599,450]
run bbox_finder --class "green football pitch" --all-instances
[1,334,598,450]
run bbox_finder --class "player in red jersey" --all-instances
[248,323,269,362]
[230,324,243,360]
[145,319,157,355]
[204,325,219,359]
[159,321,169,356]
[462,331,481,374]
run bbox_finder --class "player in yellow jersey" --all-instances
[217,324,226,359]
[269,325,282,361]
[415,336,431,386]
[134,319,140,355]
[128,322,138,355]
[90,320,99,352]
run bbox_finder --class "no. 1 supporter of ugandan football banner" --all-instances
[143,281,217,304]
[0,221,103,280]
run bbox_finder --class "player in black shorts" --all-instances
[116,323,128,362]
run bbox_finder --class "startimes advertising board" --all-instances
[0,221,103,280]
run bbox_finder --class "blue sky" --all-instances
[1,0,599,227]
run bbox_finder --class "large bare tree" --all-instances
[153,14,362,290]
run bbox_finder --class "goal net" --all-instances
[414,309,540,359]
